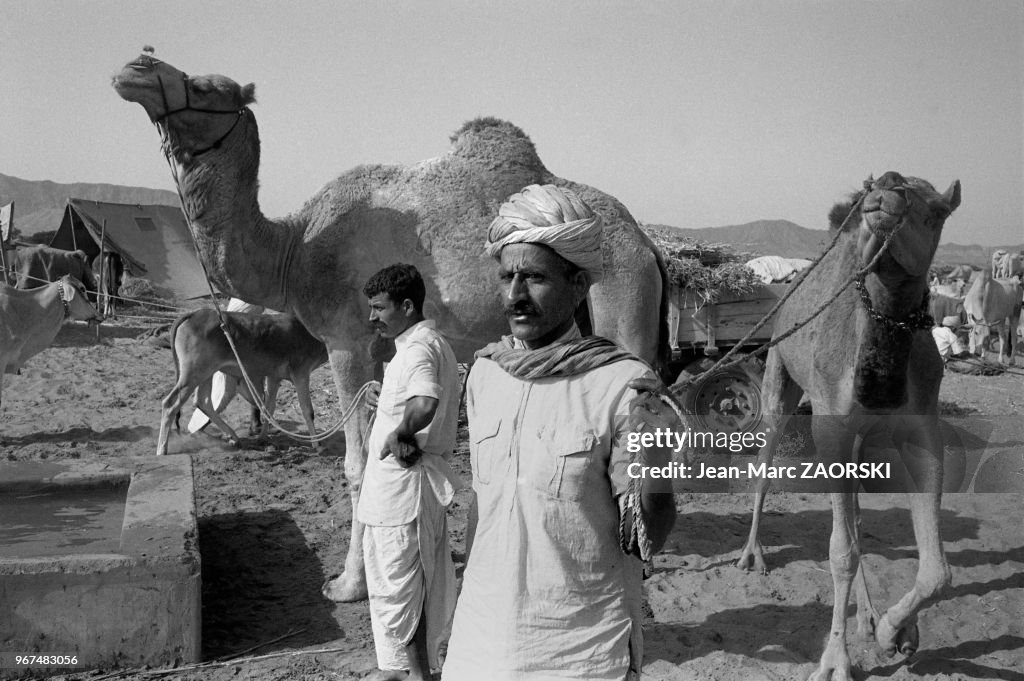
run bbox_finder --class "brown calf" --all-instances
[157,308,329,455]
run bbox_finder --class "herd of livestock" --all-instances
[928,249,1023,365]
[0,237,1022,433]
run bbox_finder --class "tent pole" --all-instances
[69,201,78,252]
[96,219,107,342]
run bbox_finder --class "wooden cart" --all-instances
[667,283,789,436]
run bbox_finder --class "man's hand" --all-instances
[365,381,382,408]
[381,429,422,468]
[627,377,682,432]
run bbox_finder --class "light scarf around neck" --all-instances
[475,334,642,380]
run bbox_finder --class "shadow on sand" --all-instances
[199,509,343,659]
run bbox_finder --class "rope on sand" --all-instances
[86,629,362,680]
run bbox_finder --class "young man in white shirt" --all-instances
[327,263,461,681]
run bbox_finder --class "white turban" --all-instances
[942,315,960,328]
[485,184,605,280]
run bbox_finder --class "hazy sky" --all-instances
[2,1,1021,245]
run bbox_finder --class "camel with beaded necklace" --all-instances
[731,172,961,680]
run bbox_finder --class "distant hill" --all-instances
[931,242,1024,269]
[649,219,1023,268]
[0,173,179,239]
[647,220,831,260]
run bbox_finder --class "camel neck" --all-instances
[171,110,297,312]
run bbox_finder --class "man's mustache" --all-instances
[505,304,539,318]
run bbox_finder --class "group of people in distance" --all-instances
[317,184,679,681]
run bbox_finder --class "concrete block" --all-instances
[0,455,200,674]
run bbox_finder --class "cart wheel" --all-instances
[674,354,766,437]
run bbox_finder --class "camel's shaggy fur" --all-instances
[114,52,670,602]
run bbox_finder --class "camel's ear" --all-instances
[943,180,961,212]
[828,200,857,231]
[240,83,256,106]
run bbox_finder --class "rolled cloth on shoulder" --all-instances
[485,184,605,280]
[942,315,960,327]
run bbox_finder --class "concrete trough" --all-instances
[0,455,200,673]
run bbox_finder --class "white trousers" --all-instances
[363,485,456,672]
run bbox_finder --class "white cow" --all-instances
[963,268,1023,364]
[0,276,101,407]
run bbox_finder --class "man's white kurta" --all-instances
[356,319,461,671]
[444,341,654,680]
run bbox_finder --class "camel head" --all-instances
[832,171,961,280]
[113,50,256,155]
[829,172,961,411]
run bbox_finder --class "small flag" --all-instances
[0,202,12,242]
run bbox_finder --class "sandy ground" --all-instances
[1,317,1022,681]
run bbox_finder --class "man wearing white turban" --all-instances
[931,314,969,361]
[443,184,678,680]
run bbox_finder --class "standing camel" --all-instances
[731,172,961,680]
[113,51,669,602]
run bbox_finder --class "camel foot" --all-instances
[876,613,919,657]
[735,544,769,575]
[321,571,368,602]
[807,641,853,681]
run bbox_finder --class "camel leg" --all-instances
[853,494,881,640]
[809,491,859,681]
[322,346,374,602]
[737,349,801,574]
[875,422,949,658]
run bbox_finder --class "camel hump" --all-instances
[448,117,547,174]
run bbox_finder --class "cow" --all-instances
[963,268,1023,364]
[156,308,329,456]
[0,276,101,407]
[7,246,98,292]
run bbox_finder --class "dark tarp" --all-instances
[49,199,210,299]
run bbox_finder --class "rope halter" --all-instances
[129,52,245,157]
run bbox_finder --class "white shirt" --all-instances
[356,319,462,526]
[931,326,966,360]
[444,328,653,680]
